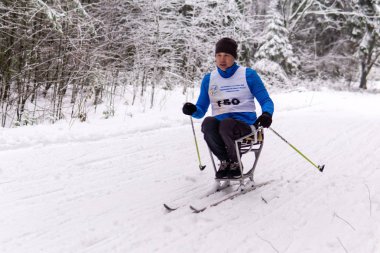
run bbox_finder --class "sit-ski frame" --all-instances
[209,127,264,188]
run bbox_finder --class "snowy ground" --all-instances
[0,87,380,253]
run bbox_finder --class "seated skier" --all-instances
[182,37,274,179]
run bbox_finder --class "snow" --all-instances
[1,87,380,253]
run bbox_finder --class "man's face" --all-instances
[215,53,235,71]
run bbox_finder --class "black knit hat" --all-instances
[215,37,238,59]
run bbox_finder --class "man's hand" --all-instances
[182,102,197,115]
[254,112,272,128]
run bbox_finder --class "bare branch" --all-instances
[337,237,349,253]
[364,183,372,216]
[256,233,280,253]
[333,212,356,231]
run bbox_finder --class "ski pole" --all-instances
[269,127,325,172]
[190,116,206,171]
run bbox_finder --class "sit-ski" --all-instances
[210,126,264,191]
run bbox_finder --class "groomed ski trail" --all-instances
[0,90,380,253]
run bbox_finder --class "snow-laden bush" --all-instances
[253,59,289,87]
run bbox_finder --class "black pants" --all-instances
[201,117,252,163]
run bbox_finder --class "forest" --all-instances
[0,0,379,127]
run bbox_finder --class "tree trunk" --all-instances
[359,62,368,89]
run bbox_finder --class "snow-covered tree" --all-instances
[2,0,380,127]
[280,0,315,33]
[255,2,299,74]
[0,0,98,126]
[349,0,380,89]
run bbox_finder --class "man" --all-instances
[182,37,274,179]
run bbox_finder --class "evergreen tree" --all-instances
[255,2,299,74]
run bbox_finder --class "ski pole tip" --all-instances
[318,165,325,172]
[200,165,206,171]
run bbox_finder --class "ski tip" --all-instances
[318,164,325,172]
[190,205,206,213]
[163,204,178,212]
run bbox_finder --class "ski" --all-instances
[163,181,233,212]
[189,180,272,213]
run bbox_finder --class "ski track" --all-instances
[0,91,380,253]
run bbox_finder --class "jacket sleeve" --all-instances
[246,68,274,115]
[192,73,211,119]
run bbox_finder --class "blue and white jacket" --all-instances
[192,63,274,125]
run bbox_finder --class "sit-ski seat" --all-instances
[210,127,264,184]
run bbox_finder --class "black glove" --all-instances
[254,112,272,128]
[182,102,197,115]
